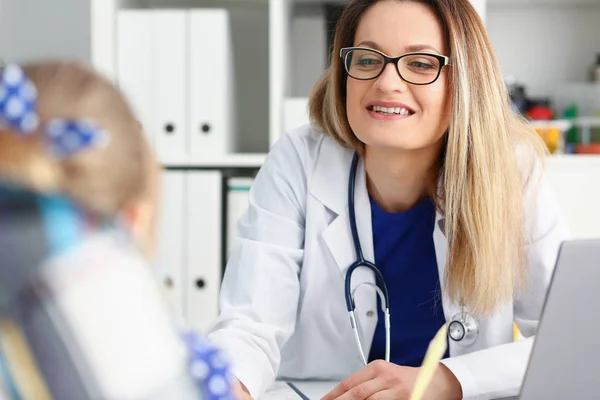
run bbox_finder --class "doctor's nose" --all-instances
[373,63,409,94]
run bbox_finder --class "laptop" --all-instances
[518,239,600,399]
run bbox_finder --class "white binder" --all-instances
[116,10,154,146]
[155,171,186,321]
[188,9,235,159]
[152,10,187,162]
[226,177,253,258]
[185,171,223,333]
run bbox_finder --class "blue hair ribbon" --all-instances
[0,63,108,159]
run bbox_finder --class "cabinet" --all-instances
[116,9,235,163]
[156,170,225,333]
[1,0,599,331]
[111,0,600,331]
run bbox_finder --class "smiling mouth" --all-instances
[367,105,415,116]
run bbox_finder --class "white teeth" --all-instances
[372,105,412,115]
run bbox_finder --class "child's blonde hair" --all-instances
[0,60,157,219]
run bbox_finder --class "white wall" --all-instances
[470,0,487,24]
[487,2,600,99]
[0,0,91,63]
[290,10,327,97]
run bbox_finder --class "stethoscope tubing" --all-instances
[344,152,477,365]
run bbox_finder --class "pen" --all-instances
[409,323,448,400]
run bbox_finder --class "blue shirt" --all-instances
[368,196,449,367]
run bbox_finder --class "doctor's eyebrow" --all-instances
[355,40,443,55]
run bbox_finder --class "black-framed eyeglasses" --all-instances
[340,47,451,85]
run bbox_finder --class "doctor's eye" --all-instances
[401,54,440,75]
[346,49,384,72]
[356,57,382,67]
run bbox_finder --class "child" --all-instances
[0,61,234,400]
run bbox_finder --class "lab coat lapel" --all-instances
[433,212,447,298]
[433,209,462,356]
[312,138,377,349]
[317,148,376,278]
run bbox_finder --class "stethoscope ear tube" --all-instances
[345,264,358,312]
[345,153,391,311]
[345,152,480,365]
[345,152,393,365]
[349,310,368,365]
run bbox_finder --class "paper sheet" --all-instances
[291,381,338,399]
[261,381,338,400]
[409,324,448,400]
[260,382,302,400]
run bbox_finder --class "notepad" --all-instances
[261,381,338,400]
[409,324,448,400]
[260,382,304,400]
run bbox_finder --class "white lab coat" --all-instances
[207,124,570,400]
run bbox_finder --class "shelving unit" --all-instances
[0,0,279,331]
[3,0,599,331]
[488,0,600,4]
[88,0,272,169]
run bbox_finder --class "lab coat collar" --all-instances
[311,135,446,236]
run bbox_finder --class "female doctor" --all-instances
[207,0,569,399]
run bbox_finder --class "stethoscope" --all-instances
[344,152,479,366]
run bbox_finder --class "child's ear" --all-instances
[122,196,156,259]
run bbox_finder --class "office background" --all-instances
[1,0,599,333]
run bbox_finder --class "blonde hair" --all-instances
[0,60,157,221]
[309,0,547,315]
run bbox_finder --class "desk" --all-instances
[260,382,519,400]
[261,381,338,399]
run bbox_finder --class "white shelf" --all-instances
[290,0,346,3]
[545,154,600,239]
[161,153,267,169]
[488,0,600,4]
[159,152,600,170]
[548,154,600,163]
[529,119,572,131]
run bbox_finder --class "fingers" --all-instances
[335,378,387,400]
[232,378,253,400]
[322,360,397,400]
[366,389,398,400]
[322,362,379,400]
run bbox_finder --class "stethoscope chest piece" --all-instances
[448,311,479,346]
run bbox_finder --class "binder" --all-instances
[185,171,223,333]
[116,10,154,146]
[188,9,235,159]
[155,171,186,321]
[152,10,187,162]
[226,177,253,258]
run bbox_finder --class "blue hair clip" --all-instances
[45,118,108,160]
[0,64,39,134]
[0,63,108,158]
